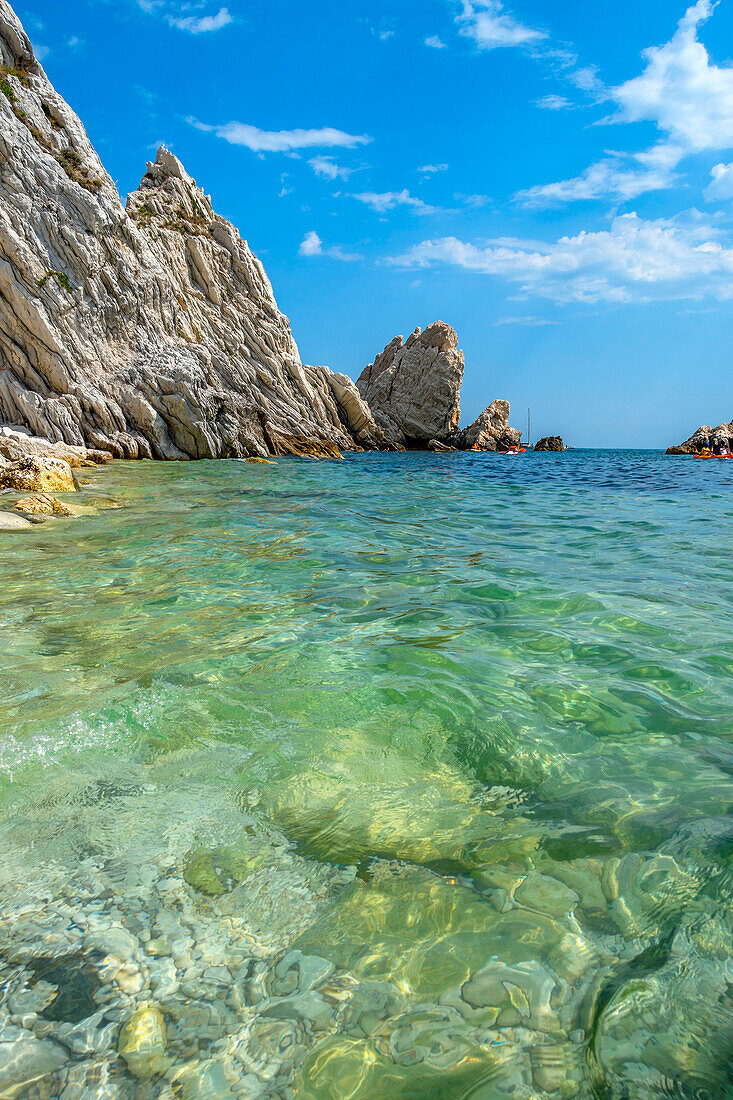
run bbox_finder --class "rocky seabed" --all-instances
[0,773,729,1100]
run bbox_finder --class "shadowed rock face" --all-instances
[0,1,389,459]
[356,323,464,446]
[667,421,733,455]
[534,436,564,452]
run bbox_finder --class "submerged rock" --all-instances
[118,1003,170,1078]
[357,322,463,446]
[0,5,388,460]
[14,493,77,517]
[534,435,564,451]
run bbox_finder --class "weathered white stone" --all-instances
[357,322,463,445]
[0,4,390,460]
[455,399,520,451]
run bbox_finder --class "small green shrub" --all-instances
[38,270,72,292]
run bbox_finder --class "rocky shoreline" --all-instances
[0,2,520,467]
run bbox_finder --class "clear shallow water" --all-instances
[1,449,733,1098]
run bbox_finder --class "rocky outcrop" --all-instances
[0,509,32,528]
[0,425,109,466]
[455,400,520,452]
[0,452,77,491]
[534,436,564,452]
[358,326,520,451]
[357,323,463,446]
[667,421,733,455]
[14,493,76,517]
[0,2,389,459]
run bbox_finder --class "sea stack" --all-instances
[357,322,464,447]
[358,323,520,450]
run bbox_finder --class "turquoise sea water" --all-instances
[1,449,733,1098]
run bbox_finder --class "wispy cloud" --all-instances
[706,162,733,202]
[309,156,355,181]
[455,192,490,208]
[188,119,372,154]
[494,316,561,326]
[352,189,438,214]
[299,231,361,261]
[535,94,575,111]
[517,144,681,207]
[425,35,447,49]
[418,163,449,174]
[168,6,232,32]
[389,212,733,303]
[525,2,733,206]
[457,0,546,51]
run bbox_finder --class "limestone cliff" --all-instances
[0,1,387,459]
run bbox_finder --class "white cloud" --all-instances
[299,231,323,256]
[67,35,81,48]
[32,42,50,61]
[568,66,604,95]
[168,6,232,33]
[379,29,395,41]
[706,161,733,201]
[352,189,438,214]
[418,163,449,174]
[188,119,372,154]
[389,212,733,303]
[299,231,361,261]
[457,0,546,51]
[518,1,733,208]
[517,145,680,207]
[455,192,490,207]
[610,0,733,154]
[425,35,447,49]
[309,156,354,181]
[535,94,575,111]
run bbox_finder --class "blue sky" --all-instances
[18,0,733,446]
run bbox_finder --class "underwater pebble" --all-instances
[118,1003,170,1078]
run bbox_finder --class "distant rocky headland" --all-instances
[0,0,519,475]
[667,420,733,455]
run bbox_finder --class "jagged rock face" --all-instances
[455,400,520,452]
[534,436,564,452]
[667,421,733,455]
[356,322,463,446]
[0,2,387,459]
